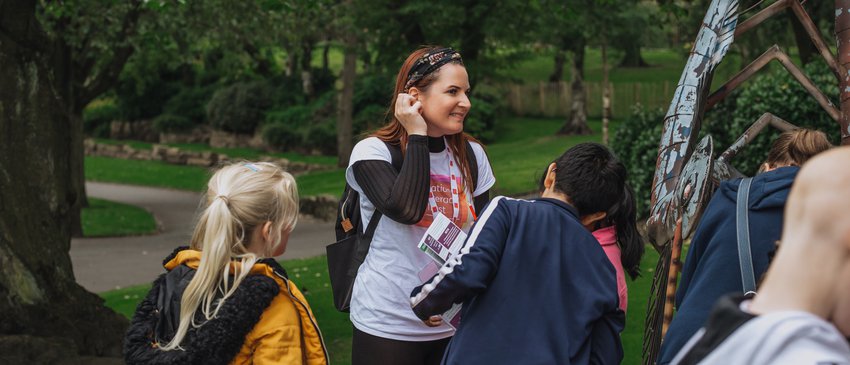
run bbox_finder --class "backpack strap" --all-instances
[736,177,757,295]
[386,141,403,171]
[353,141,404,267]
[464,140,479,192]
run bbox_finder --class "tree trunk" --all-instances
[243,42,272,77]
[558,38,592,135]
[458,0,491,83]
[549,49,566,83]
[337,36,357,168]
[619,42,649,67]
[0,2,127,362]
[322,40,331,72]
[285,46,297,78]
[602,41,611,145]
[837,0,850,145]
[69,111,87,238]
[300,40,314,98]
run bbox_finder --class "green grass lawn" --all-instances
[81,198,158,237]
[85,155,346,197]
[85,156,211,191]
[103,248,662,365]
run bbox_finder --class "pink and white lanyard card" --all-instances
[427,139,477,227]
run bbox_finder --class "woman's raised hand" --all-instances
[395,93,428,136]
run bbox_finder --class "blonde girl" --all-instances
[124,162,328,365]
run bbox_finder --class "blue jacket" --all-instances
[410,196,624,365]
[658,166,799,364]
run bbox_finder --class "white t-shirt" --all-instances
[345,136,496,341]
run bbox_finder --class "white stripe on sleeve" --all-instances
[410,196,506,307]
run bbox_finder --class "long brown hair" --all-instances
[372,46,481,190]
[763,128,832,170]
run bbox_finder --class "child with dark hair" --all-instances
[410,142,626,364]
[536,160,645,313]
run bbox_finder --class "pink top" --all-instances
[592,226,628,313]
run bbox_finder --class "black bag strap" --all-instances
[736,177,757,295]
[349,141,403,274]
[465,140,479,191]
[361,142,402,236]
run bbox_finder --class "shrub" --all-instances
[153,114,195,133]
[722,61,839,174]
[349,72,393,136]
[353,104,387,137]
[163,86,215,125]
[207,81,273,134]
[311,67,337,96]
[263,106,311,150]
[353,73,393,116]
[465,90,500,143]
[611,104,665,217]
[304,117,338,155]
[612,62,840,217]
[115,69,181,121]
[84,103,122,138]
[262,122,302,151]
[268,75,306,108]
[263,91,337,153]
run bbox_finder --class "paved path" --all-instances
[71,182,333,293]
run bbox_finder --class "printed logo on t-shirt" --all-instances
[417,173,471,229]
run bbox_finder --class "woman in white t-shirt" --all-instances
[346,47,496,365]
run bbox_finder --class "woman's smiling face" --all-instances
[413,63,472,137]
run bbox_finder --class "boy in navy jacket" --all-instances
[410,143,626,364]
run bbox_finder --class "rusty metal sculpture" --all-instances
[642,1,850,363]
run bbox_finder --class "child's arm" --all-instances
[589,308,625,364]
[410,196,510,321]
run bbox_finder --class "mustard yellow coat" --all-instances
[164,250,329,365]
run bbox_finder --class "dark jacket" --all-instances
[410,196,624,365]
[658,167,799,364]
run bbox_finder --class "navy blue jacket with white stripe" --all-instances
[410,196,625,365]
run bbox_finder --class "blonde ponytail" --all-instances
[160,162,298,351]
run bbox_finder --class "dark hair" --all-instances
[549,143,627,216]
[372,46,477,188]
[538,143,642,279]
[606,184,644,280]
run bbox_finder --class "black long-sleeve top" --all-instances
[352,135,490,225]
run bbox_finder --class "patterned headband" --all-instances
[404,48,463,92]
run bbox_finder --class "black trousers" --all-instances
[351,327,451,365]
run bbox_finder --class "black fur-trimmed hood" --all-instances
[123,248,279,365]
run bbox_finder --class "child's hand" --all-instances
[422,315,443,327]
